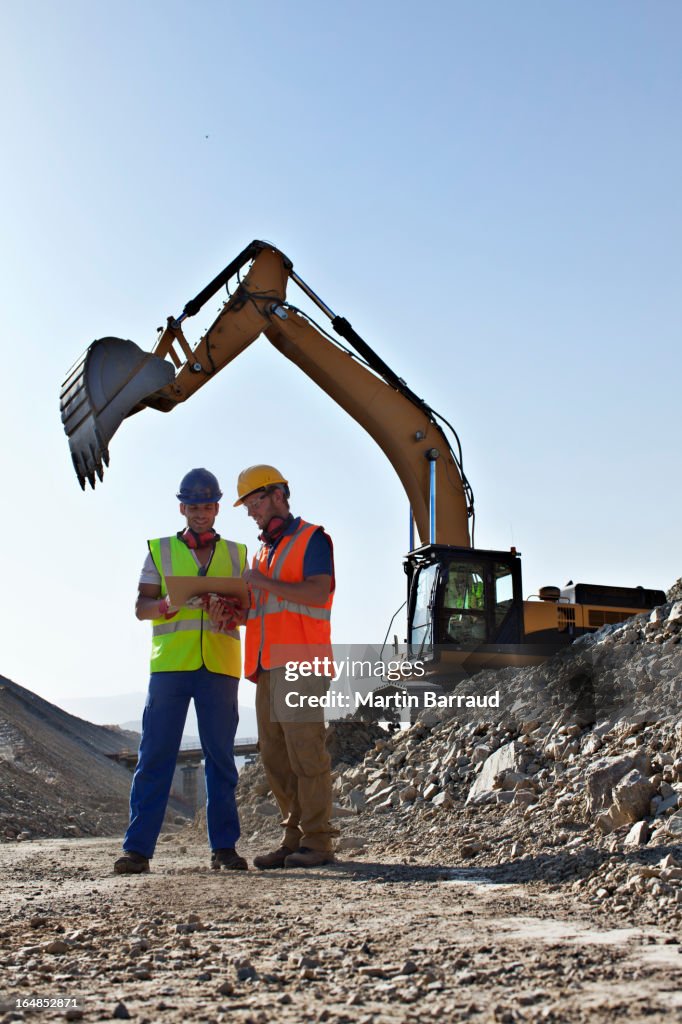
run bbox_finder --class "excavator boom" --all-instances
[60,241,473,547]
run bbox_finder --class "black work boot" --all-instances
[114,850,150,874]
[252,845,296,870]
[284,847,335,868]
[211,847,248,871]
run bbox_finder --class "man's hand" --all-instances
[203,594,246,632]
[136,584,175,621]
[159,594,179,618]
[243,568,269,591]
[242,571,332,608]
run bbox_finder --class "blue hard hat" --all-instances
[176,468,223,504]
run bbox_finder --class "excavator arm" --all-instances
[60,241,473,547]
[61,240,664,672]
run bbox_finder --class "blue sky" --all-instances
[1,1,680,712]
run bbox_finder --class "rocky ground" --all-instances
[2,831,682,1024]
[1,583,682,1021]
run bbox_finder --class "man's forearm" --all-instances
[136,594,165,620]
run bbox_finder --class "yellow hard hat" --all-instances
[234,464,289,506]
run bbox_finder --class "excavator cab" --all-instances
[406,545,525,653]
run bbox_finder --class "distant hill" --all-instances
[0,675,185,841]
[58,691,149,730]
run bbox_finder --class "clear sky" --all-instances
[1,1,680,714]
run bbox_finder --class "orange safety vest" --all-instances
[244,519,334,681]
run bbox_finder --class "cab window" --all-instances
[410,563,438,651]
[494,563,514,627]
[443,563,486,645]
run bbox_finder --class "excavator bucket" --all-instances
[60,337,175,489]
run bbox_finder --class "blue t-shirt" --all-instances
[266,517,333,577]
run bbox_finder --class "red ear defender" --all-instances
[179,528,220,549]
[258,515,291,544]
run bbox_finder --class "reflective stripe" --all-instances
[259,595,331,619]
[153,618,239,641]
[254,530,303,660]
[225,539,242,573]
[253,531,299,666]
[270,533,299,581]
[159,536,173,579]
[153,619,199,636]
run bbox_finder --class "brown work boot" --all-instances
[284,847,335,868]
[114,850,150,874]
[211,848,248,871]
[252,845,296,871]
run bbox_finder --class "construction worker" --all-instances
[114,468,249,875]
[233,464,336,869]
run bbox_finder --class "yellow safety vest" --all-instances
[148,536,246,677]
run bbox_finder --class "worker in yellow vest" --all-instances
[114,468,249,875]
[234,464,336,869]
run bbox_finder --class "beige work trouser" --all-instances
[255,668,334,852]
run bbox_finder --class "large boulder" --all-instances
[592,762,656,833]
[466,741,523,804]
[611,769,657,825]
[585,754,648,814]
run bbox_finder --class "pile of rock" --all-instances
[325,599,682,919]
[324,718,388,769]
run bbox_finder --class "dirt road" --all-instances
[2,834,681,1023]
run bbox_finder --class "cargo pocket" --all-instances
[286,724,330,778]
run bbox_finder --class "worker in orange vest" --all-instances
[234,464,336,869]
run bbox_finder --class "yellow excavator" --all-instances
[60,241,664,676]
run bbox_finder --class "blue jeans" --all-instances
[124,667,240,858]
